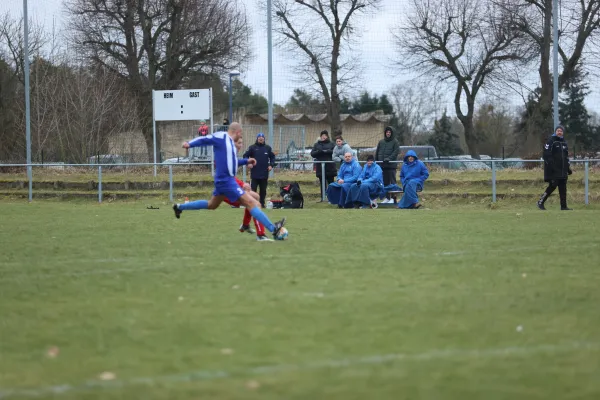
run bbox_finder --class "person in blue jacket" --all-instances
[398,150,429,209]
[347,154,384,208]
[326,152,362,208]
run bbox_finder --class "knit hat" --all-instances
[555,125,565,133]
[320,130,329,137]
[367,154,375,161]
[257,132,265,138]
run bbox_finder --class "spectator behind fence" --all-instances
[311,130,337,201]
[376,126,400,204]
[197,120,210,157]
[326,152,362,208]
[347,154,383,209]
[398,150,429,209]
[243,132,276,208]
[537,125,573,210]
[221,118,230,131]
[332,135,353,166]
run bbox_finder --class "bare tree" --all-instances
[11,57,139,163]
[396,0,532,158]
[272,0,381,135]
[0,13,47,84]
[473,102,517,157]
[512,0,600,148]
[64,0,251,161]
[389,81,442,145]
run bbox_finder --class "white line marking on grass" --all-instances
[0,341,597,399]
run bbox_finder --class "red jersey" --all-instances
[198,125,209,136]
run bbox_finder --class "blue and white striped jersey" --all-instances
[188,131,248,182]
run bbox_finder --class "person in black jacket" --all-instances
[311,130,337,200]
[243,132,275,207]
[537,125,573,210]
[375,126,400,203]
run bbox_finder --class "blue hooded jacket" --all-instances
[400,150,429,187]
[359,162,383,185]
[336,159,362,183]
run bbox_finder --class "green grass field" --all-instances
[1,201,600,399]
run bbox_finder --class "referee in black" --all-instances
[244,132,276,207]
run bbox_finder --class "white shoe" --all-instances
[257,235,274,242]
[381,198,389,204]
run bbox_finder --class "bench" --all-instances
[380,186,422,206]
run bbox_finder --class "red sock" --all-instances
[253,218,265,236]
[243,208,252,226]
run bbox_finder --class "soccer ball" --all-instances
[275,227,289,240]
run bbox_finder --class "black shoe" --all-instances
[537,201,546,210]
[272,217,286,239]
[561,207,573,210]
[239,224,255,234]
[173,204,182,219]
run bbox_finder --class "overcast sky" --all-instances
[3,0,600,115]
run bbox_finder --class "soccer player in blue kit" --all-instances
[172,122,286,239]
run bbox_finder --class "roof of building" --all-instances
[247,112,391,123]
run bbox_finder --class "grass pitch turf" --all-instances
[0,202,599,399]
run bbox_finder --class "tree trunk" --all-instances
[136,89,157,162]
[537,0,554,146]
[455,92,479,159]
[329,39,342,135]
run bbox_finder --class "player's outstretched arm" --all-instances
[185,135,215,148]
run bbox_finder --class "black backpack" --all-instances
[280,182,304,209]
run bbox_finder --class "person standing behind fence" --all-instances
[332,135,353,166]
[375,126,399,204]
[243,132,275,207]
[311,130,337,201]
[197,120,210,157]
[537,125,573,210]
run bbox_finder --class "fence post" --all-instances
[585,160,589,205]
[491,160,496,203]
[169,165,173,203]
[321,162,326,202]
[242,165,247,183]
[28,164,33,202]
[98,166,103,203]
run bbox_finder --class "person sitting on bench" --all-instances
[327,152,361,208]
[398,150,429,209]
[347,155,383,208]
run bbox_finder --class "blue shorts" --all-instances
[213,178,245,202]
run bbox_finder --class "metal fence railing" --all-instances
[0,159,597,204]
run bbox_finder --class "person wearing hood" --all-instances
[311,130,337,200]
[537,125,573,210]
[326,152,362,208]
[375,126,400,203]
[332,135,354,166]
[398,150,429,209]
[243,132,276,208]
[347,155,384,208]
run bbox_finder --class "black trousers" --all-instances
[318,175,335,200]
[251,178,268,208]
[382,169,397,199]
[539,179,568,208]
